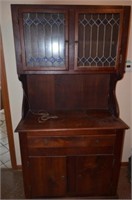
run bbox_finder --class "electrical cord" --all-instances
[38,113,58,123]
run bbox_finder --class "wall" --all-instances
[0,0,132,165]
[117,1,132,161]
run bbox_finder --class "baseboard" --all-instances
[16,165,22,169]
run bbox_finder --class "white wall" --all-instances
[0,0,132,165]
[117,1,132,161]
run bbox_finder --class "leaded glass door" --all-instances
[74,9,123,71]
[19,9,68,71]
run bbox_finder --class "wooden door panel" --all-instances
[29,156,67,197]
[75,155,114,196]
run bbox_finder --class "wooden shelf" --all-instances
[16,110,128,133]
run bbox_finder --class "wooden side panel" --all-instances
[11,5,23,73]
[19,133,31,198]
[118,6,131,75]
[110,130,125,195]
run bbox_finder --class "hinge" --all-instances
[29,185,32,196]
[112,159,116,167]
[17,13,20,25]
[119,54,122,64]
[17,17,19,25]
[27,161,30,168]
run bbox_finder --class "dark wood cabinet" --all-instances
[12,4,130,199]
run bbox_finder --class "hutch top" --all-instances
[11,4,131,117]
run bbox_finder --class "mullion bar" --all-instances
[96,14,99,66]
[109,14,114,64]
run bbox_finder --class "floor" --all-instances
[1,166,131,199]
[0,109,11,168]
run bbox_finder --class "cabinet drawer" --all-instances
[27,134,116,156]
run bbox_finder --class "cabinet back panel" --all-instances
[27,74,110,111]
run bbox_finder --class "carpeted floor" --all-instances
[1,166,131,199]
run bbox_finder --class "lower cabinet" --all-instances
[19,130,124,199]
[27,155,115,198]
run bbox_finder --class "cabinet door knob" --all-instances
[78,174,82,178]
[44,139,49,145]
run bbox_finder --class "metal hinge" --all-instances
[112,159,116,167]
[27,161,30,168]
[119,54,122,64]
[17,17,19,25]
[29,185,32,196]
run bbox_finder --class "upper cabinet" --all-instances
[11,5,131,74]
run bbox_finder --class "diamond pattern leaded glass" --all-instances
[23,13,65,67]
[77,13,120,67]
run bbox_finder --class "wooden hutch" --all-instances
[11,4,131,199]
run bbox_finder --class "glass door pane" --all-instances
[22,12,68,70]
[75,12,120,68]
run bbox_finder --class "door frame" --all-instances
[1,31,17,169]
